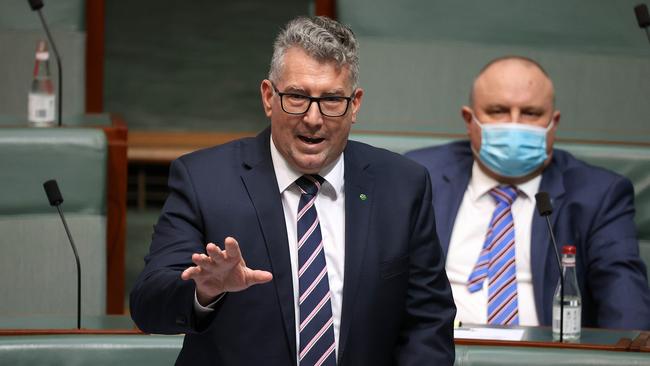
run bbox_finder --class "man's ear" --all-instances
[260,80,274,118]
[461,106,473,134]
[350,88,364,123]
[552,110,561,127]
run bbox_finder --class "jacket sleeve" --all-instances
[583,174,650,330]
[130,157,214,334]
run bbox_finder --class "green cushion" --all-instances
[0,128,107,215]
[0,335,182,366]
[0,216,107,317]
[455,345,650,366]
[0,128,108,316]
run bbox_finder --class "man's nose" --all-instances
[511,110,521,123]
[303,100,323,126]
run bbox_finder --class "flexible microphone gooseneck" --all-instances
[27,0,63,127]
[43,180,81,329]
[635,4,650,44]
[534,192,564,342]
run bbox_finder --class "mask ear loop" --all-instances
[472,114,485,129]
[544,118,555,132]
[470,114,484,157]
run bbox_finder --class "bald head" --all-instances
[469,56,555,110]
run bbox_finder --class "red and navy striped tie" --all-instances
[295,175,336,366]
[467,185,519,325]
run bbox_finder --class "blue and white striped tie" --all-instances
[467,185,519,325]
[295,175,336,366]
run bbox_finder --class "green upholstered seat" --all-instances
[454,345,650,366]
[0,335,182,366]
[0,128,108,318]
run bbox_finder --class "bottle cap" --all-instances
[562,245,576,255]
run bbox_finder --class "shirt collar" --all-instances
[269,135,344,198]
[468,161,541,202]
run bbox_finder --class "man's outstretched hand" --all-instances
[181,236,273,306]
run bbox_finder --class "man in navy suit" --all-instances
[131,16,455,365]
[406,56,650,330]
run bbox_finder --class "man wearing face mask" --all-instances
[406,56,650,330]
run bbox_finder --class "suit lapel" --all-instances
[436,149,473,255]
[240,130,297,364]
[338,144,374,360]
[530,157,566,324]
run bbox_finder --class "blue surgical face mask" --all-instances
[473,116,553,178]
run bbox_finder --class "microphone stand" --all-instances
[55,205,81,330]
[44,179,81,330]
[543,215,564,343]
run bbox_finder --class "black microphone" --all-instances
[635,4,650,44]
[43,180,81,329]
[535,192,564,342]
[26,0,63,127]
[27,0,43,10]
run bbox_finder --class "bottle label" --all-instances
[552,305,581,335]
[36,51,50,61]
[28,93,55,125]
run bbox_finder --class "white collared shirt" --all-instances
[270,137,346,361]
[446,162,541,326]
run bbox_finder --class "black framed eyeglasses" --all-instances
[272,83,355,117]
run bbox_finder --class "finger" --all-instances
[224,236,243,261]
[181,265,202,281]
[192,253,209,266]
[247,269,273,285]
[206,243,226,261]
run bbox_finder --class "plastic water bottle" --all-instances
[28,40,56,127]
[552,245,581,341]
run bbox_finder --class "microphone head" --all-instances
[43,179,64,206]
[27,0,44,11]
[535,192,553,216]
[635,4,650,28]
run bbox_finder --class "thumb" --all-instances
[247,269,273,286]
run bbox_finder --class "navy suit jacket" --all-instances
[130,129,456,365]
[406,141,650,330]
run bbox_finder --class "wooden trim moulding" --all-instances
[315,0,336,18]
[101,115,128,314]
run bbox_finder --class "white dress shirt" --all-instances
[270,137,346,361]
[446,162,541,326]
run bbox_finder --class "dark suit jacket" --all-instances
[406,141,650,330]
[130,129,456,365]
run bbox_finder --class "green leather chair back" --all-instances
[0,128,107,316]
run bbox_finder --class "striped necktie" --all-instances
[467,185,519,325]
[295,175,336,366]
